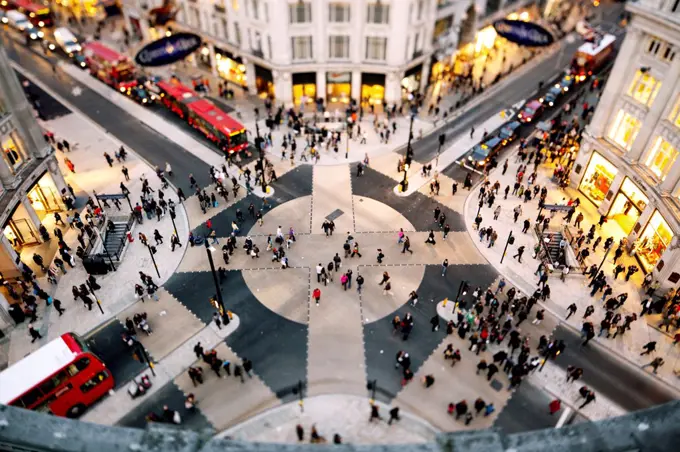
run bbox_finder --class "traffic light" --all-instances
[461,282,469,296]
[508,235,515,245]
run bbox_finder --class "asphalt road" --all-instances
[405,2,626,166]
[1,34,213,194]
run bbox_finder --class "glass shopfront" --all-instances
[326,72,351,104]
[608,177,649,234]
[215,47,247,87]
[579,152,618,206]
[27,172,64,217]
[401,64,423,99]
[292,72,317,107]
[635,211,674,272]
[254,64,275,98]
[361,73,385,106]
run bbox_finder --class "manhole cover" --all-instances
[489,378,503,392]
[326,209,344,221]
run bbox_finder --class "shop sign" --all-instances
[327,72,351,83]
[135,32,202,67]
[493,19,554,47]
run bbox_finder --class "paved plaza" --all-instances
[3,2,679,443]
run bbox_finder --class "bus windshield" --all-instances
[230,131,248,147]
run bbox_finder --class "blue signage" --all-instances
[134,32,202,67]
[493,20,554,47]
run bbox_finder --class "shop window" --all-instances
[608,110,641,151]
[365,36,387,61]
[627,70,661,106]
[645,137,679,180]
[635,211,674,272]
[367,2,389,24]
[668,96,680,128]
[578,152,618,206]
[328,36,350,60]
[291,36,313,60]
[328,2,350,23]
[289,1,312,24]
[2,132,25,172]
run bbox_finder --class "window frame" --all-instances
[365,36,387,61]
[289,1,312,24]
[645,137,679,180]
[291,35,313,60]
[627,70,662,107]
[328,35,350,60]
[328,2,350,23]
[607,109,642,151]
[367,2,390,24]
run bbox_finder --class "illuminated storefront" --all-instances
[326,72,351,104]
[635,210,675,272]
[214,48,247,87]
[401,64,423,99]
[292,72,316,107]
[254,65,274,99]
[27,172,64,216]
[607,177,648,234]
[579,152,618,205]
[361,73,385,106]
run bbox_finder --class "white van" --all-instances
[54,27,81,55]
[4,11,44,40]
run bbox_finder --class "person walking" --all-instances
[28,324,42,342]
[53,298,65,316]
[441,259,449,276]
[388,407,400,425]
[548,399,561,415]
[578,390,596,409]
[153,229,164,245]
[312,288,321,306]
[640,341,657,355]
[356,274,364,293]
[642,357,665,374]
[512,246,525,263]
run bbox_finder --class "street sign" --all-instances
[96,193,127,200]
[543,204,573,212]
[493,20,554,47]
[135,32,202,67]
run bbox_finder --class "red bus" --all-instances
[82,42,139,92]
[6,0,54,27]
[571,33,616,81]
[0,332,114,417]
[156,80,249,155]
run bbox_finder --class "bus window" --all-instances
[19,388,43,408]
[80,371,110,393]
[39,370,68,394]
[66,357,90,376]
[70,333,90,353]
[231,131,248,147]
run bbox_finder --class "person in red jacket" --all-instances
[549,399,561,415]
[312,288,321,306]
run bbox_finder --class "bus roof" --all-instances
[82,41,128,64]
[187,99,245,135]
[0,334,78,404]
[10,0,49,13]
[577,34,616,56]
[156,80,198,103]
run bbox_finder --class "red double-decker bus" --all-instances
[82,41,139,92]
[6,0,54,27]
[156,80,249,155]
[0,332,114,418]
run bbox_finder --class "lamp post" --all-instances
[133,338,156,376]
[86,281,105,315]
[146,244,161,278]
[454,280,468,310]
[345,128,350,159]
[204,240,228,323]
[367,379,378,403]
[476,198,483,218]
[400,163,410,192]
[596,245,612,274]
[254,121,268,194]
[169,206,180,245]
[500,231,515,264]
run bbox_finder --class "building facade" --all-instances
[120,0,541,106]
[0,46,68,282]
[570,0,680,288]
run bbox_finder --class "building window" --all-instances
[190,6,201,29]
[291,36,313,60]
[328,35,350,59]
[232,0,239,11]
[635,210,674,272]
[645,137,679,180]
[578,152,618,206]
[608,110,641,150]
[253,31,262,52]
[328,2,350,23]
[627,70,662,106]
[289,1,312,23]
[221,18,229,41]
[250,0,259,19]
[367,2,389,24]
[365,36,387,61]
[234,22,242,46]
[663,44,676,63]
[647,37,662,56]
[264,2,269,22]
[2,132,25,172]
[416,0,424,20]
[267,35,272,59]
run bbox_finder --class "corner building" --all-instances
[120,0,544,106]
[571,0,680,288]
[0,44,69,326]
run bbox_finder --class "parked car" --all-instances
[518,100,544,123]
[467,136,503,168]
[3,10,43,40]
[499,121,521,145]
[53,27,82,56]
[125,85,154,105]
[541,85,563,107]
[71,51,87,69]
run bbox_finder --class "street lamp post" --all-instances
[204,240,228,323]
[345,128,350,159]
[400,163,410,192]
[500,231,515,264]
[86,281,105,315]
[134,339,156,376]
[146,244,161,278]
[596,245,612,275]
[254,121,268,194]
[476,199,483,218]
[169,206,180,245]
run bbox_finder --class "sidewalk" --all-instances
[462,145,680,391]
[7,110,190,364]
